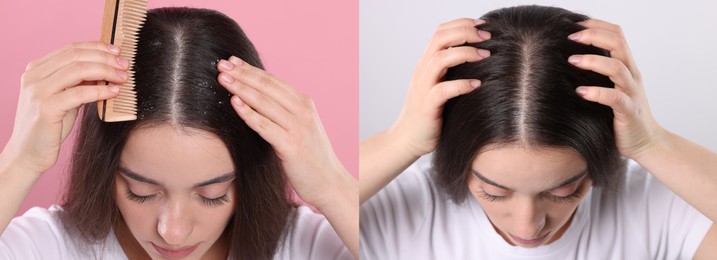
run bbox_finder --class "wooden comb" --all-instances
[97,0,147,122]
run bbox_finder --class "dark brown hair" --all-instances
[434,5,624,203]
[60,7,295,259]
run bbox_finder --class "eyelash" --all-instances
[124,189,230,207]
[200,194,230,207]
[477,186,583,204]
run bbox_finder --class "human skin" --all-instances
[0,40,358,258]
[567,18,716,257]
[360,18,492,204]
[467,144,592,247]
[0,42,124,235]
[113,125,236,259]
[359,17,716,257]
[216,56,359,256]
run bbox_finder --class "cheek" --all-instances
[191,187,237,238]
[115,181,156,239]
[544,200,582,227]
[209,190,236,229]
[472,195,510,226]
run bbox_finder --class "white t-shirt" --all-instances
[0,205,351,259]
[360,159,713,259]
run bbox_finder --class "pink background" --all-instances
[0,1,357,216]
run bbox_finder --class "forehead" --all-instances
[471,144,587,191]
[119,124,234,187]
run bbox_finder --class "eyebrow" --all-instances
[118,166,235,188]
[471,170,588,192]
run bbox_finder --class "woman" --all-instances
[0,8,357,259]
[360,5,716,259]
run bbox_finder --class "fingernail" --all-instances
[568,55,581,65]
[219,73,234,83]
[117,57,129,68]
[108,44,120,54]
[474,19,486,25]
[470,80,481,88]
[568,32,581,41]
[577,21,588,26]
[478,30,491,40]
[116,69,128,79]
[232,95,244,107]
[229,56,244,66]
[576,87,588,96]
[477,49,490,58]
[218,59,234,70]
[109,85,120,93]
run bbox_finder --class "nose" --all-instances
[511,198,545,239]
[157,201,193,245]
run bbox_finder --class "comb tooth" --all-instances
[115,91,136,97]
[121,88,136,93]
[114,101,137,107]
[115,98,137,103]
[114,103,137,108]
[114,102,137,107]
[113,110,138,115]
[113,101,137,107]
[112,109,137,115]
[113,101,137,106]
[115,92,137,97]
[114,95,137,101]
[119,83,135,89]
[123,11,145,16]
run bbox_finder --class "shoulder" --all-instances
[360,158,440,228]
[274,206,351,260]
[618,159,685,209]
[363,157,440,210]
[0,205,126,259]
[0,205,70,257]
[360,158,462,259]
[609,160,712,258]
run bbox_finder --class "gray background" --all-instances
[360,0,717,152]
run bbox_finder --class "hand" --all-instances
[4,42,127,174]
[391,18,491,157]
[568,19,665,160]
[216,56,353,209]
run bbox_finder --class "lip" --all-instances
[508,232,549,247]
[151,243,199,259]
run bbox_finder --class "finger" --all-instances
[425,79,481,109]
[230,95,287,145]
[576,86,637,121]
[61,107,80,141]
[568,28,639,76]
[218,71,293,129]
[423,46,490,82]
[426,25,491,55]
[568,54,634,94]
[50,84,120,113]
[436,18,485,31]
[27,41,120,71]
[218,57,304,112]
[41,62,128,93]
[32,48,128,80]
[578,18,622,33]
